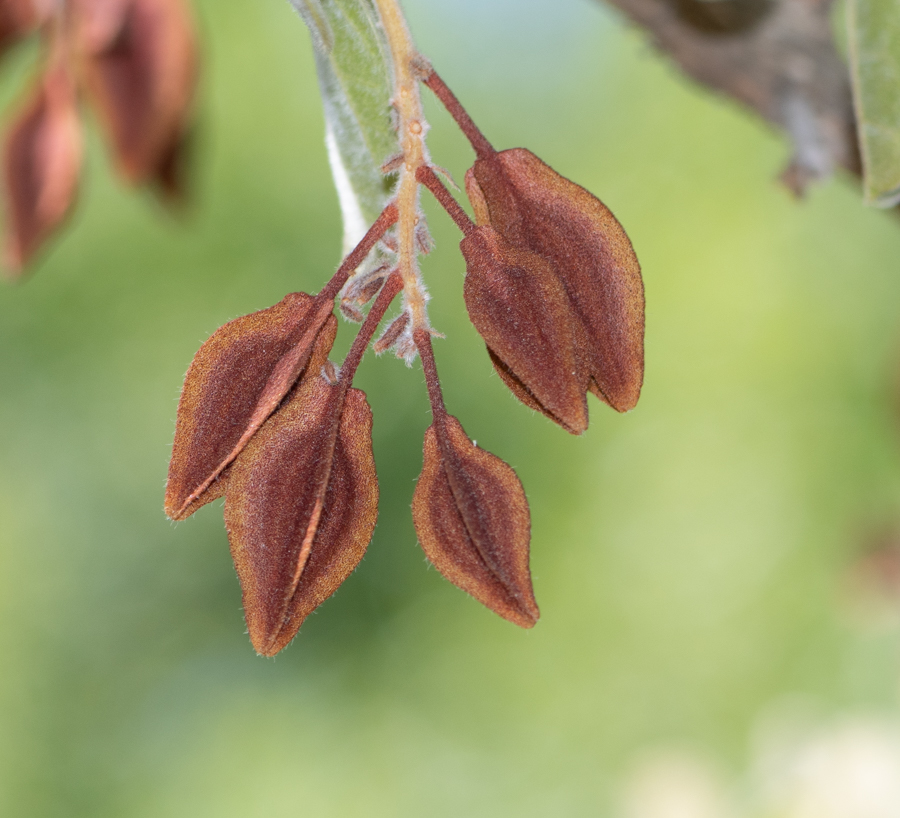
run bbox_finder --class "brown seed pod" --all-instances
[74,0,197,185]
[224,378,379,656]
[165,293,336,520]
[461,224,587,435]
[412,410,538,629]
[465,148,644,412]
[2,56,81,275]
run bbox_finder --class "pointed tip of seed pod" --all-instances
[488,346,588,435]
[252,624,299,658]
[506,598,540,629]
[589,377,641,414]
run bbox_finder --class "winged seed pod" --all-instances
[224,377,378,656]
[460,224,588,435]
[165,293,337,520]
[464,148,644,412]
[74,0,197,186]
[412,329,538,627]
[413,412,538,628]
[3,54,81,273]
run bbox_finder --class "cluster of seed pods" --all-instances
[0,0,197,275]
[164,67,645,656]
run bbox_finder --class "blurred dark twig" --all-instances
[599,0,861,195]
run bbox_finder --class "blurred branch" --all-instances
[599,0,862,195]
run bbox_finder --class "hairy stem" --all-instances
[416,166,474,235]
[340,272,403,382]
[372,0,431,333]
[423,70,495,160]
[414,327,446,421]
[319,202,398,303]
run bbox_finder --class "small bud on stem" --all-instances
[422,69,495,161]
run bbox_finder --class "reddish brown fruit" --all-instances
[224,378,379,656]
[2,58,81,274]
[465,148,644,412]
[461,224,587,435]
[164,293,336,521]
[412,412,538,629]
[74,0,196,184]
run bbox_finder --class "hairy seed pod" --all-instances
[74,0,197,185]
[465,148,644,412]
[165,293,336,520]
[373,311,409,354]
[461,224,587,434]
[3,57,81,274]
[412,412,538,628]
[224,378,378,656]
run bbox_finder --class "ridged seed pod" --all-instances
[165,293,336,520]
[461,224,587,435]
[465,147,644,413]
[413,412,538,628]
[224,378,379,656]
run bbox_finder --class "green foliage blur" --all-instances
[2,0,900,814]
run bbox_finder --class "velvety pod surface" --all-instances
[164,293,336,520]
[413,413,538,628]
[466,148,644,412]
[224,379,379,656]
[461,224,587,435]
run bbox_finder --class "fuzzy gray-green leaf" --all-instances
[289,0,398,252]
[847,0,900,207]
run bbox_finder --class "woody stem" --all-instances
[422,70,495,161]
[416,166,474,235]
[413,328,446,421]
[340,273,404,383]
[319,202,398,303]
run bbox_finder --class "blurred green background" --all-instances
[3,0,900,815]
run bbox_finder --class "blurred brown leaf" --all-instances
[75,0,197,184]
[598,0,861,192]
